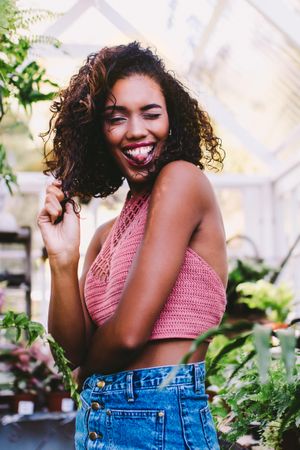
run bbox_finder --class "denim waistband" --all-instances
[82,361,206,394]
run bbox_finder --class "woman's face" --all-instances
[103,74,169,191]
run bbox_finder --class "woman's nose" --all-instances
[126,116,147,140]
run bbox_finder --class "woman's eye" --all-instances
[104,116,126,124]
[144,113,161,120]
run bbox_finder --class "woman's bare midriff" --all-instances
[124,339,209,370]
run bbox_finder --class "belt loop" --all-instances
[126,372,135,402]
[82,375,92,391]
[194,364,201,393]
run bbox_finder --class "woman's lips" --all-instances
[122,144,156,167]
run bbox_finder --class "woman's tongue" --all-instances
[131,152,148,163]
[125,149,153,166]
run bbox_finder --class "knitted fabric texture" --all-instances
[84,191,227,339]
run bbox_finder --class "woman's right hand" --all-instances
[37,180,80,265]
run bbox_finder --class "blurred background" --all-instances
[0,1,300,447]
[2,0,300,327]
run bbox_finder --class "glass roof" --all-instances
[17,0,300,175]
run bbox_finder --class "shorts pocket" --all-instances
[199,406,219,450]
[107,408,165,450]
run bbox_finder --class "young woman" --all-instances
[38,42,227,449]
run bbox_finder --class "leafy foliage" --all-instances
[226,259,274,317]
[237,280,293,323]
[0,1,59,114]
[202,322,299,448]
[217,358,300,449]
[205,256,300,447]
[0,0,59,191]
[0,143,17,193]
[0,341,52,394]
[0,311,80,406]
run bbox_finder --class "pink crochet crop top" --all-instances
[84,191,227,340]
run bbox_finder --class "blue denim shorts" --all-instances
[75,361,219,449]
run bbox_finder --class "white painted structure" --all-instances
[3,0,300,321]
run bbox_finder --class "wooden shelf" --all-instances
[0,227,32,318]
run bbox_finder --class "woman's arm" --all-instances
[48,259,85,368]
[38,181,114,368]
[80,160,219,377]
[38,181,86,367]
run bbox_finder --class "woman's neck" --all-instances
[127,182,152,200]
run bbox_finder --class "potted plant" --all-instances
[236,279,293,326]
[211,349,300,449]
[0,341,51,413]
[226,234,300,321]
[226,258,274,319]
[0,311,80,410]
[200,317,299,449]
[44,372,75,412]
[160,296,299,449]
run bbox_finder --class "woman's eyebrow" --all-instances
[104,105,126,112]
[104,103,162,112]
[141,104,162,111]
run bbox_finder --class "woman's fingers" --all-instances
[44,182,65,224]
[46,183,65,200]
[52,179,62,186]
[37,207,52,225]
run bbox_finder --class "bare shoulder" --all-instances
[152,160,217,211]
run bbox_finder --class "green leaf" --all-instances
[229,349,256,379]
[207,333,252,377]
[14,312,29,326]
[253,324,272,384]
[0,311,80,406]
[15,326,21,342]
[1,310,15,327]
[276,328,296,382]
[280,383,300,432]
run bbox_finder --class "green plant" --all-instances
[216,357,300,449]
[237,279,293,323]
[226,236,300,320]
[0,311,80,406]
[159,313,299,448]
[226,258,274,317]
[201,322,299,449]
[0,0,59,192]
[0,143,17,193]
[44,372,66,393]
[0,341,52,394]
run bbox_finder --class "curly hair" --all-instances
[42,41,224,198]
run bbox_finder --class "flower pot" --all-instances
[10,392,37,414]
[46,391,74,412]
[0,394,14,413]
[282,428,300,450]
